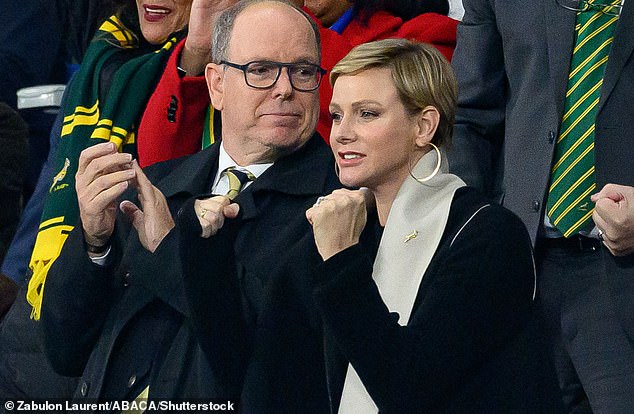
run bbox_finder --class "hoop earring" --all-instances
[409,143,441,183]
[334,160,340,180]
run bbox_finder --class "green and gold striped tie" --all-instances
[546,1,621,237]
[224,167,255,200]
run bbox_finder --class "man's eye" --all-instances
[293,66,317,78]
[330,112,342,122]
[248,64,275,76]
[361,110,379,118]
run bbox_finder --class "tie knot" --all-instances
[224,167,255,200]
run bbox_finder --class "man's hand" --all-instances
[591,183,634,256]
[194,196,240,238]
[120,161,175,253]
[76,143,135,249]
[306,188,371,261]
[180,0,240,76]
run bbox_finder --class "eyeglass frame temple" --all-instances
[554,0,622,13]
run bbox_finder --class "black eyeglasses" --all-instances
[220,60,327,92]
[554,0,622,16]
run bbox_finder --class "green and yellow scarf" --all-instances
[26,15,180,320]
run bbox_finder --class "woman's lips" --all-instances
[338,151,365,167]
[143,5,171,22]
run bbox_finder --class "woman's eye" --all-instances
[329,112,342,122]
[360,110,378,118]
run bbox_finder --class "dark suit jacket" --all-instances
[449,0,634,339]
[179,139,343,411]
[41,134,339,408]
[311,187,563,413]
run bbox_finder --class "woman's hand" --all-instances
[306,188,371,261]
[180,0,239,76]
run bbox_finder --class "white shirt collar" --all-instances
[212,142,273,191]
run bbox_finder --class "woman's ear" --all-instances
[206,63,225,111]
[414,106,440,148]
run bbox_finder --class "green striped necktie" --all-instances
[546,1,621,237]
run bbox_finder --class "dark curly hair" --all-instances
[354,0,449,24]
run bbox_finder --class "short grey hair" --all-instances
[211,0,321,64]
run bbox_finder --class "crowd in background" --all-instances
[0,0,633,413]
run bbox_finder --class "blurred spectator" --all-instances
[0,0,65,109]
[387,0,450,20]
[299,0,458,139]
[0,103,27,319]
[0,0,65,205]
[449,0,634,411]
[0,0,220,401]
[0,1,109,207]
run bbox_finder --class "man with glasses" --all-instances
[449,0,634,412]
[39,0,339,408]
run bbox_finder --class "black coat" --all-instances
[178,139,342,412]
[311,187,564,413]
[41,134,340,409]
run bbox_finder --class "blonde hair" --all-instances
[330,39,457,147]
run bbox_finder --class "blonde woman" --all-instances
[306,39,561,413]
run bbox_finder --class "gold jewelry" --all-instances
[404,230,418,243]
[200,208,208,219]
[314,196,327,207]
[409,142,441,183]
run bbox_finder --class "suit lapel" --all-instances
[157,143,221,198]
[545,0,577,120]
[237,134,334,220]
[599,2,634,113]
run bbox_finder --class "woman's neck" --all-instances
[373,183,402,226]
[372,156,425,226]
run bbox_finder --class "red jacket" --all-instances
[139,12,458,158]
[136,40,210,167]
[315,10,459,141]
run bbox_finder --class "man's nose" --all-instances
[271,67,293,99]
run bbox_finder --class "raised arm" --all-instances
[312,205,535,411]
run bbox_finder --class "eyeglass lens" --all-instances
[245,62,322,91]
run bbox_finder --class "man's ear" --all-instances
[206,63,225,111]
[414,106,440,148]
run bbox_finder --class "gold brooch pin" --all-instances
[404,230,418,243]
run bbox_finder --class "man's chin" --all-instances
[261,131,311,158]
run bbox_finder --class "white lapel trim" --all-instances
[339,149,466,413]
